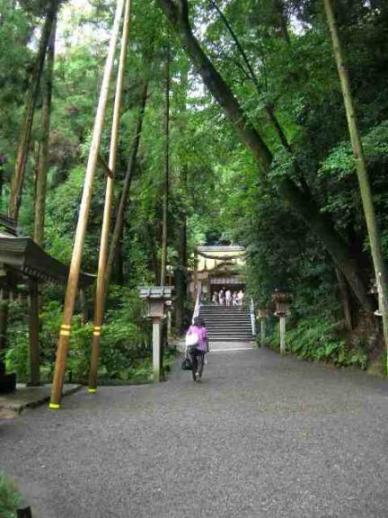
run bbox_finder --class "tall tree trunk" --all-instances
[28,280,40,386]
[274,0,291,44]
[175,68,189,334]
[279,179,373,311]
[175,189,187,334]
[144,222,160,284]
[79,288,89,324]
[157,0,374,312]
[105,81,149,288]
[336,268,353,330]
[324,0,388,369]
[114,225,125,285]
[160,43,170,286]
[50,0,126,408]
[9,0,59,222]
[34,16,57,246]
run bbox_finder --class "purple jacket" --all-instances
[187,325,208,352]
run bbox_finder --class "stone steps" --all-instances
[209,340,254,351]
[199,304,254,342]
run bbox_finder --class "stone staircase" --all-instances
[199,305,255,347]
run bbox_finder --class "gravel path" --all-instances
[1,347,388,518]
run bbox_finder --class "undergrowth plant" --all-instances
[269,316,368,370]
[0,472,21,518]
[5,286,154,383]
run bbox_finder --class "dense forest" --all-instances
[1,0,388,384]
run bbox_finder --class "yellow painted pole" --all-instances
[88,0,132,393]
[49,0,126,409]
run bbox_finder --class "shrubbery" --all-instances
[268,316,368,370]
[0,472,21,518]
[5,286,158,383]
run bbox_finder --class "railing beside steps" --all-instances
[192,282,202,323]
[250,298,256,337]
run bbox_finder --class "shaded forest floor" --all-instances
[1,348,388,517]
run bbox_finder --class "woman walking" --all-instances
[185,317,209,382]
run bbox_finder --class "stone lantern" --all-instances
[272,290,292,355]
[139,286,174,382]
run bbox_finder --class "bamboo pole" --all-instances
[49,0,126,409]
[160,43,170,286]
[324,0,388,374]
[88,0,132,392]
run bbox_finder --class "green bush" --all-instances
[269,317,368,370]
[0,472,21,518]
[5,286,153,383]
[4,331,29,379]
[4,300,29,379]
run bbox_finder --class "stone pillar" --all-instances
[152,317,162,382]
[260,318,266,347]
[167,310,171,342]
[279,315,286,355]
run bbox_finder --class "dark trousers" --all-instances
[189,349,205,381]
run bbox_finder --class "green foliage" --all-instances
[6,287,152,383]
[4,332,29,380]
[2,0,388,379]
[0,472,21,518]
[4,301,29,379]
[269,317,368,370]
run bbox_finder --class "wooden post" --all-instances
[49,0,125,409]
[152,317,162,382]
[260,318,266,347]
[324,0,388,374]
[28,280,40,386]
[279,315,286,355]
[88,0,132,393]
